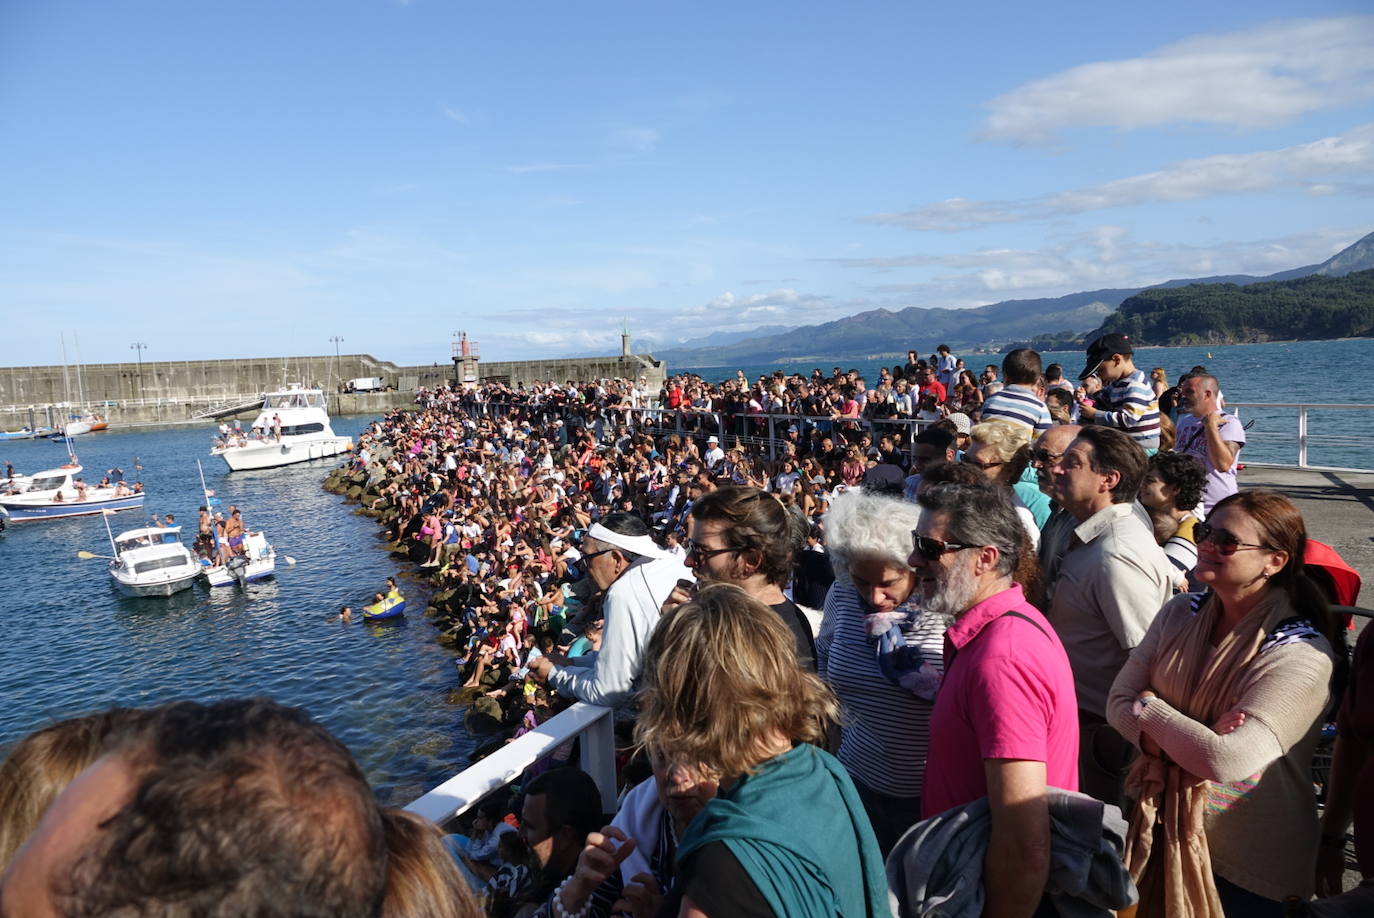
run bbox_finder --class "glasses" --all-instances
[1194,523,1276,556]
[684,539,739,561]
[960,455,1005,471]
[910,532,982,561]
[1030,449,1064,467]
[581,548,618,562]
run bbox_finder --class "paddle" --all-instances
[77,550,116,560]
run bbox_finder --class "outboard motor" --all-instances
[227,554,249,588]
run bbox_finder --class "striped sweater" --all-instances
[1094,368,1160,448]
[980,384,1052,434]
[817,583,948,797]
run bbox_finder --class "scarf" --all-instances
[677,745,890,918]
[1123,589,1294,918]
[866,595,943,702]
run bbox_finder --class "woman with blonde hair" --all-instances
[963,419,1046,544]
[637,583,888,918]
[379,807,481,918]
[1107,490,1341,916]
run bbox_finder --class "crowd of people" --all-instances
[3,333,1371,917]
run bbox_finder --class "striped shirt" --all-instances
[816,583,948,797]
[980,384,1052,434]
[1094,369,1160,448]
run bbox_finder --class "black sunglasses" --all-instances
[684,539,739,561]
[909,531,982,561]
[1194,523,1275,557]
[1030,449,1063,466]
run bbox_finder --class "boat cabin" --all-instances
[115,527,184,554]
[262,388,327,411]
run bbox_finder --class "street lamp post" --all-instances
[330,336,344,392]
[130,343,147,400]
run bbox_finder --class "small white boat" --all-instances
[108,526,201,597]
[0,464,145,522]
[211,386,352,471]
[202,530,277,587]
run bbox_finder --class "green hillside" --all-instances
[1090,269,1374,346]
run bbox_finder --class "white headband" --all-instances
[587,522,665,560]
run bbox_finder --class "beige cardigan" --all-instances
[1106,592,1333,901]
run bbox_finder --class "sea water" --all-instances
[679,338,1374,469]
[0,419,464,805]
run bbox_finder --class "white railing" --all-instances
[1227,402,1374,472]
[405,702,617,825]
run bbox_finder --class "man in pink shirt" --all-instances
[911,482,1079,918]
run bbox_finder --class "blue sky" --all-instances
[3,1,1372,366]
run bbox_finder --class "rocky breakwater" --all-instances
[321,455,518,738]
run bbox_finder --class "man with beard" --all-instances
[911,483,1078,918]
[663,485,815,671]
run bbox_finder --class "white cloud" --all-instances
[680,288,833,319]
[826,227,1367,306]
[440,104,469,125]
[609,127,662,154]
[981,15,1374,145]
[865,123,1374,231]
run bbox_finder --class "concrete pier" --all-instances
[1239,465,1374,593]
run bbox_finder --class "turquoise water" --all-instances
[679,339,1374,468]
[0,420,466,805]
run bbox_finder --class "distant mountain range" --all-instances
[652,230,1374,368]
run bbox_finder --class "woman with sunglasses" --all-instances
[962,420,1046,546]
[1107,490,1342,917]
[816,489,949,855]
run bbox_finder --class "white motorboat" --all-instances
[211,385,352,471]
[108,526,201,597]
[0,464,145,521]
[202,530,277,587]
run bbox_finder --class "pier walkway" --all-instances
[1241,465,1374,590]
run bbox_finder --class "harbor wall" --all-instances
[0,351,667,431]
[476,355,666,389]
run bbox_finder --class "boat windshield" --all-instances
[26,475,66,492]
[262,391,325,410]
[133,555,189,575]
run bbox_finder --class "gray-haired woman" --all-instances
[817,488,950,855]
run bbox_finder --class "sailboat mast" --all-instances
[60,333,71,406]
[73,331,87,409]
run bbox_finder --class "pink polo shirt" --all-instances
[921,584,1079,818]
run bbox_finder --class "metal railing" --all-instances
[459,398,1374,472]
[1226,402,1374,472]
[405,702,617,825]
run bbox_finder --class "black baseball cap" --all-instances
[1079,333,1133,380]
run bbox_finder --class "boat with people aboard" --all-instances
[0,462,145,522]
[210,385,353,471]
[105,526,201,597]
[201,529,277,587]
[194,459,279,588]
